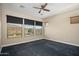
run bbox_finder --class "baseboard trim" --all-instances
[2,38,79,48]
[49,39,79,47]
[2,38,43,47]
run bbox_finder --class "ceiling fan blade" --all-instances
[33,7,41,9]
[43,9,50,12]
[41,3,48,9]
[39,9,41,13]
[44,3,48,7]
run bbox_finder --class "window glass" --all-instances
[24,19,34,25]
[35,26,43,35]
[7,15,23,38]
[7,15,23,24]
[24,25,34,36]
[36,21,42,26]
[35,21,43,35]
[7,15,44,38]
[24,19,34,36]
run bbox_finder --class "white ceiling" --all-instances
[3,3,79,19]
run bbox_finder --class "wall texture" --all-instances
[44,9,79,46]
[1,4,44,47]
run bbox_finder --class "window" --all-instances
[24,19,34,36]
[7,15,23,38]
[7,15,44,39]
[35,21,43,35]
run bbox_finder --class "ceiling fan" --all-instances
[33,3,50,14]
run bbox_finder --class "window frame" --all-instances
[6,15,44,39]
[7,15,23,39]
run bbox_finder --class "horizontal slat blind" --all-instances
[7,15,23,24]
[36,21,42,26]
[24,19,34,25]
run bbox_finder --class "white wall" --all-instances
[44,8,79,46]
[1,4,44,47]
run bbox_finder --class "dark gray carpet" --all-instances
[1,39,79,56]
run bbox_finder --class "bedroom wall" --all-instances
[44,8,79,46]
[1,4,44,47]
